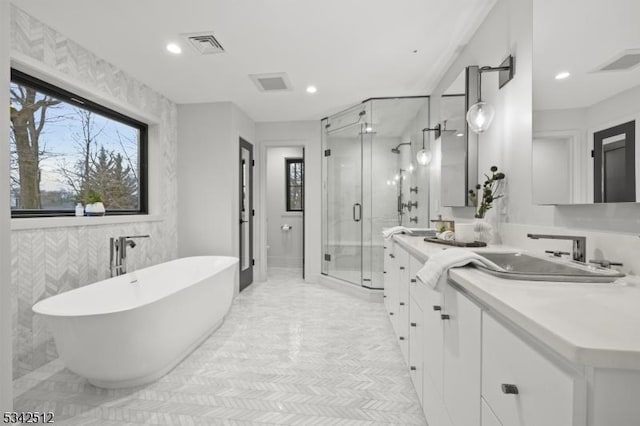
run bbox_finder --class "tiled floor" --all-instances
[14,268,426,425]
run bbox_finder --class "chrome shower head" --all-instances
[391,147,401,154]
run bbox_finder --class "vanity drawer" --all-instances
[482,312,582,426]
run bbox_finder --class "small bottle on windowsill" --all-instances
[75,203,85,217]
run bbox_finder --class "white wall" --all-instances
[430,0,640,273]
[255,121,321,281]
[1,0,13,411]
[266,147,304,268]
[177,102,256,293]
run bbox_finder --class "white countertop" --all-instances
[392,234,640,370]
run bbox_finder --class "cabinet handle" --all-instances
[389,312,394,316]
[399,266,405,270]
[441,314,450,320]
[400,302,405,306]
[433,305,442,311]
[389,254,395,259]
[410,322,417,327]
[399,336,405,340]
[383,271,387,274]
[501,384,519,395]
[383,295,387,298]
[410,278,417,283]
[410,366,416,371]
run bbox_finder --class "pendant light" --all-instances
[418,124,441,166]
[466,55,515,134]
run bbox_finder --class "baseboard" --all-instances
[317,274,384,303]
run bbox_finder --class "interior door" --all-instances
[239,138,254,290]
[323,105,365,286]
[594,120,636,202]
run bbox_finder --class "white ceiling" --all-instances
[14,0,496,122]
[533,0,640,111]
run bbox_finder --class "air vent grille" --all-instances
[249,73,293,92]
[181,32,225,55]
[594,49,640,72]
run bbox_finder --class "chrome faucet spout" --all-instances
[527,233,586,263]
[110,235,150,277]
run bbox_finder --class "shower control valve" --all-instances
[409,216,418,224]
[407,201,418,211]
[410,186,418,194]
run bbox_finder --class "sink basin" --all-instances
[474,252,625,283]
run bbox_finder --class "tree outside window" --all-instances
[9,70,147,216]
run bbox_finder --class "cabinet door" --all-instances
[482,312,580,426]
[423,283,444,397]
[443,283,482,426]
[409,296,423,401]
[396,248,410,362]
[383,241,398,326]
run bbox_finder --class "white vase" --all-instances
[474,218,493,243]
[85,202,106,216]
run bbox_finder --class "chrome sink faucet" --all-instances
[527,233,586,263]
[110,235,150,277]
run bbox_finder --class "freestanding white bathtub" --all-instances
[32,256,238,388]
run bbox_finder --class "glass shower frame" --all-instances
[321,96,430,289]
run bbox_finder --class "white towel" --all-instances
[416,248,501,290]
[382,226,436,239]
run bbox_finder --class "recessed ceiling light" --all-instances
[555,71,570,80]
[166,43,182,54]
[456,132,464,137]
[365,126,373,133]
[306,85,317,94]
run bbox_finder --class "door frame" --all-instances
[257,141,307,281]
[593,120,635,202]
[239,137,254,290]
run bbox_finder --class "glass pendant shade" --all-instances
[466,101,495,133]
[416,149,432,166]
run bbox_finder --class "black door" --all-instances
[593,120,636,202]
[239,138,254,290]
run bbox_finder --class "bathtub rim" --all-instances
[32,255,238,318]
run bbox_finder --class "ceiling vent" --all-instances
[593,49,640,72]
[181,32,225,55]
[249,73,293,92]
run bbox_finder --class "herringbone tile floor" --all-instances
[14,268,426,425]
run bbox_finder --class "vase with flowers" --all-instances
[468,166,506,243]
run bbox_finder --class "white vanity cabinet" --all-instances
[442,284,481,426]
[388,236,640,426]
[481,312,585,426]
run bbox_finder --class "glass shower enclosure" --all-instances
[321,97,430,289]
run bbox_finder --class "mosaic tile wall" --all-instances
[10,5,179,379]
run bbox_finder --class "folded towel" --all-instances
[416,248,501,290]
[382,226,437,239]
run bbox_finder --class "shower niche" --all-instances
[321,97,430,289]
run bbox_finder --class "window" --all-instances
[286,158,304,212]
[9,69,148,217]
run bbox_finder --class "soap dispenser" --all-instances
[75,203,84,217]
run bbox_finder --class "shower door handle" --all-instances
[353,203,362,222]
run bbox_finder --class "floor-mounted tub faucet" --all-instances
[110,235,150,277]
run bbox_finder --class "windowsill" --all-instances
[11,214,164,231]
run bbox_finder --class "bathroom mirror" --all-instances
[532,0,640,204]
[440,68,478,207]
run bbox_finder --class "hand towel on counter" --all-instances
[416,248,501,290]
[382,226,437,239]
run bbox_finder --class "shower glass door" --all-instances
[322,104,369,285]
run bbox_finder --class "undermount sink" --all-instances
[474,252,625,283]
